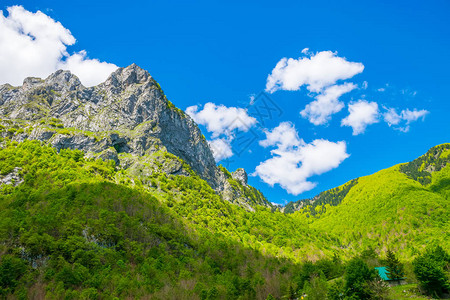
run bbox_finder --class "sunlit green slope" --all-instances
[0,140,338,299]
[292,144,450,258]
[1,138,448,298]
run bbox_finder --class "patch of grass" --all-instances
[388,283,431,300]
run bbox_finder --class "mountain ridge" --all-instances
[0,64,271,209]
[284,143,450,256]
[283,143,450,214]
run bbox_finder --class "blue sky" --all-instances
[1,0,449,204]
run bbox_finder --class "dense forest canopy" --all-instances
[0,135,449,299]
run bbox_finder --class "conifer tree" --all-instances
[385,249,404,282]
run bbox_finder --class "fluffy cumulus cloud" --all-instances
[300,82,356,125]
[266,50,364,93]
[341,100,379,135]
[265,50,364,125]
[253,122,349,195]
[186,103,256,138]
[259,122,302,150]
[60,51,118,87]
[186,103,257,162]
[0,6,117,86]
[340,102,429,135]
[383,108,429,132]
[208,138,233,162]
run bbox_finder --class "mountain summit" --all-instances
[0,64,270,208]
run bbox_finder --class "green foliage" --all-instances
[154,80,186,118]
[296,157,450,257]
[296,261,319,290]
[0,140,316,298]
[399,143,450,185]
[360,246,380,268]
[227,176,271,207]
[0,255,28,296]
[413,245,450,297]
[302,273,328,300]
[0,140,449,299]
[46,117,64,128]
[328,279,346,300]
[285,179,358,215]
[315,255,345,280]
[344,258,377,299]
[218,165,232,178]
[385,249,404,281]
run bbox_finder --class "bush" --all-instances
[303,273,328,300]
[413,245,450,297]
[328,279,345,300]
[0,255,28,294]
[344,258,376,299]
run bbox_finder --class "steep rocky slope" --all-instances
[0,64,270,208]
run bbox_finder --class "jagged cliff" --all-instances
[0,64,271,209]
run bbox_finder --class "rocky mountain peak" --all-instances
[121,63,151,84]
[22,77,43,89]
[232,168,248,186]
[104,64,152,92]
[20,70,81,94]
[0,64,272,209]
[43,70,82,92]
[0,64,218,187]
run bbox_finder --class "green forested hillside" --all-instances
[0,140,339,299]
[292,144,450,258]
[1,140,449,299]
[399,143,450,185]
[283,179,358,215]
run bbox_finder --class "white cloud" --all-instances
[266,50,364,93]
[0,6,117,87]
[383,108,402,126]
[383,107,429,132]
[401,108,428,123]
[59,51,118,87]
[253,122,349,195]
[186,102,256,138]
[208,138,233,162]
[265,49,364,125]
[259,121,302,150]
[340,104,428,135]
[300,83,356,125]
[186,102,257,161]
[341,100,379,135]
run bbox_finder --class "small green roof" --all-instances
[375,267,390,280]
[375,267,406,281]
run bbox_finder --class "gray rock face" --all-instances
[0,64,272,208]
[232,168,248,186]
[0,167,23,187]
[0,64,219,188]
